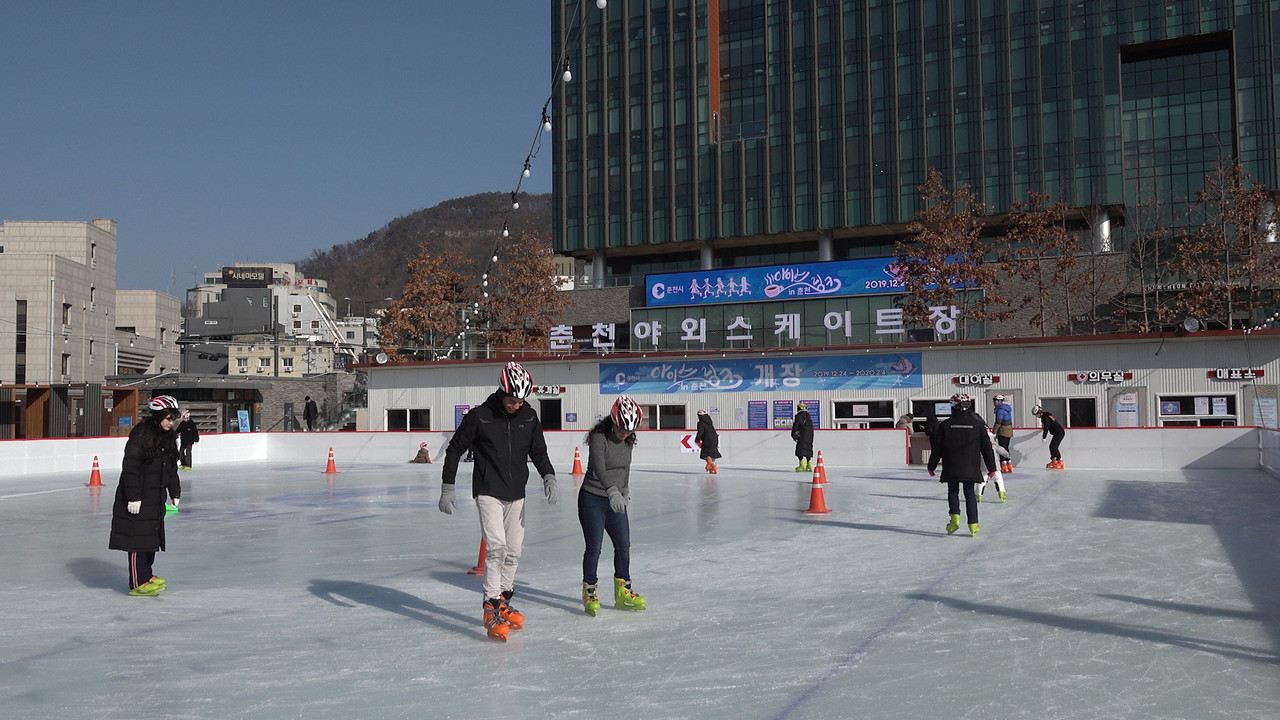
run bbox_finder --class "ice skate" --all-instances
[708,462,718,474]
[583,582,600,616]
[499,590,524,629]
[614,577,646,610]
[1001,462,1013,473]
[149,576,166,589]
[969,523,981,536]
[483,598,510,641]
[128,580,161,597]
[998,490,1007,501]
[945,513,961,535]
[795,462,807,472]
[1046,460,1056,468]
[1053,459,1065,469]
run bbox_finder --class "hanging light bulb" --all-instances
[522,159,531,178]
[501,222,509,238]
[597,0,607,8]
[482,280,488,287]
[483,292,490,298]
[492,255,498,262]
[541,109,552,132]
[562,67,572,83]
[511,191,519,210]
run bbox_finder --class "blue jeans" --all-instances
[578,490,630,585]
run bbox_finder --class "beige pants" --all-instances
[475,495,526,601]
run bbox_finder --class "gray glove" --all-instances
[543,474,559,505]
[438,484,457,515]
[607,486,627,513]
[127,501,141,515]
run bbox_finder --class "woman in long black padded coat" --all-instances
[109,396,183,596]
[694,409,721,473]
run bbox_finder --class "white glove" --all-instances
[127,501,141,514]
[543,474,559,505]
[438,484,457,515]
[170,498,180,509]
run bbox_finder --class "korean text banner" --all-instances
[645,257,904,307]
[599,353,922,394]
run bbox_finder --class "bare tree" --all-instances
[377,244,473,360]
[475,224,573,354]
[895,169,1008,340]
[1170,160,1280,329]
[1003,191,1075,336]
[1063,209,1125,335]
[1113,188,1176,332]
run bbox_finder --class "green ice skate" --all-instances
[945,514,961,535]
[614,577,646,610]
[998,491,1007,501]
[969,523,981,536]
[583,582,600,616]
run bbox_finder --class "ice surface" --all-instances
[2,460,1278,719]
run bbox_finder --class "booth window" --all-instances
[1157,394,1236,427]
[832,399,895,428]
[637,404,687,429]
[386,408,431,431]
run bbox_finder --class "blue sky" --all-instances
[0,2,556,296]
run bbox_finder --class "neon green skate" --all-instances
[583,582,600,616]
[969,523,981,536]
[945,514,961,535]
[614,577,646,610]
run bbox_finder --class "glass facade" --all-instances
[552,0,1280,280]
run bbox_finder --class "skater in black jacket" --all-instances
[1035,406,1067,468]
[791,403,814,472]
[927,394,997,537]
[109,395,183,595]
[438,362,557,641]
[176,410,199,470]
[695,409,721,473]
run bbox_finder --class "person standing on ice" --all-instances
[1034,405,1066,469]
[437,361,558,641]
[109,395,183,595]
[991,394,1014,472]
[791,403,814,472]
[577,396,647,616]
[976,427,1010,502]
[927,393,997,537]
[176,409,199,471]
[695,409,720,473]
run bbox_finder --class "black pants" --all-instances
[1049,434,1063,460]
[947,482,978,524]
[128,551,156,589]
[180,443,193,467]
[997,435,1011,456]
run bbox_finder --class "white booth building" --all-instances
[363,330,1280,436]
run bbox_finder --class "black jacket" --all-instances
[177,419,199,447]
[927,409,997,484]
[1040,413,1066,438]
[442,392,555,501]
[791,410,814,457]
[109,418,182,553]
[695,415,721,459]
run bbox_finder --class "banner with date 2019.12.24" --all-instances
[598,353,922,394]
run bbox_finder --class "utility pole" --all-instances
[272,293,279,377]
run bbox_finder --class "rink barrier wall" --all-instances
[0,426,1270,480]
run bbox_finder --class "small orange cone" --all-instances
[803,466,831,514]
[571,446,584,476]
[323,447,339,474]
[814,450,828,484]
[87,456,103,487]
[467,539,487,575]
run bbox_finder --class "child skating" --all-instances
[1034,406,1066,468]
[976,427,1009,501]
[695,409,720,473]
[109,395,183,595]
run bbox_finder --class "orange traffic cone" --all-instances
[814,450,828,484]
[467,539,486,575]
[87,456,103,487]
[323,447,339,474]
[571,446,584,476]
[803,466,831,514]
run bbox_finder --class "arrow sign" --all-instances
[679,434,697,453]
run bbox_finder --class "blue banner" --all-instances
[599,353,922,394]
[646,257,906,307]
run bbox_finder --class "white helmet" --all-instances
[498,361,533,399]
[148,395,179,413]
[611,396,643,432]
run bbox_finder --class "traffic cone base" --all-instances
[571,447,585,477]
[467,539,486,575]
[87,456,103,487]
[323,447,339,474]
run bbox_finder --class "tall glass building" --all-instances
[551,0,1280,289]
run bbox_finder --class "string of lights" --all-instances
[436,0,608,359]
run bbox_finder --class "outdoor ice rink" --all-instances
[3,457,1278,720]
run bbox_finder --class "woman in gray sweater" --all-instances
[578,396,647,615]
